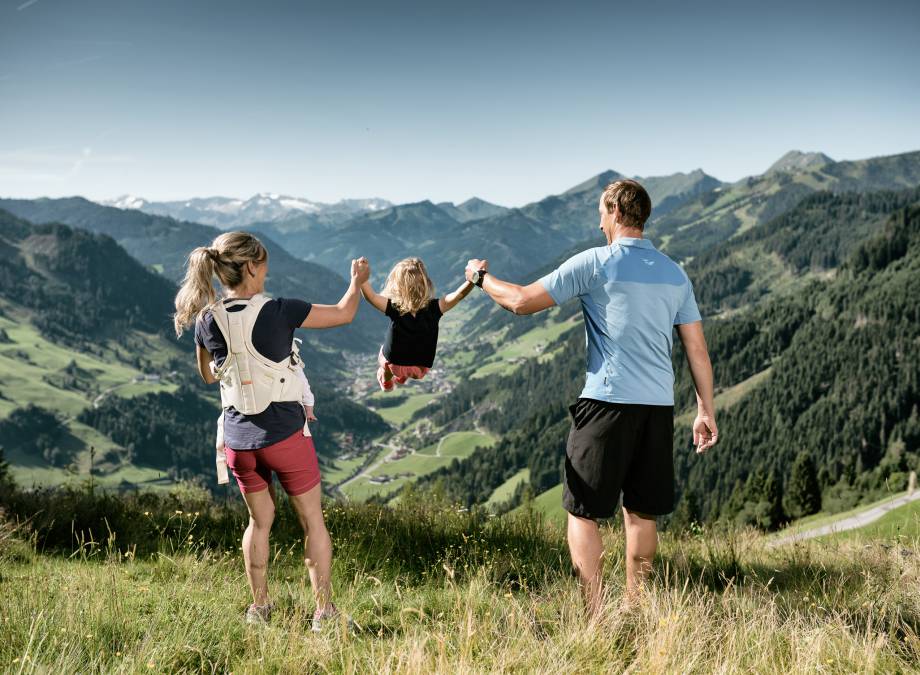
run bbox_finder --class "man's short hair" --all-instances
[602,179,652,230]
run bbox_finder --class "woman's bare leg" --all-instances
[241,487,275,606]
[289,483,333,611]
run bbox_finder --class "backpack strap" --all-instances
[210,297,261,411]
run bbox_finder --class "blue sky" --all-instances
[1,0,918,206]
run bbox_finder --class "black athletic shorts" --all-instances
[562,398,675,519]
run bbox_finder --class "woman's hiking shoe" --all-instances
[245,602,275,625]
[311,603,354,633]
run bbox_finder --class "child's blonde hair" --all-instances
[382,257,435,315]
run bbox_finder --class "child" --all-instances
[361,257,475,391]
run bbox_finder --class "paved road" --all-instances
[336,441,398,492]
[771,490,920,546]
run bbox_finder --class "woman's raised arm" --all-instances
[301,258,370,328]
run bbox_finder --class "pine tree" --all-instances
[786,451,822,518]
[670,489,701,531]
[0,445,10,486]
[722,480,746,520]
[763,471,785,530]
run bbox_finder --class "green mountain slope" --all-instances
[687,186,920,313]
[655,150,920,259]
[0,210,178,345]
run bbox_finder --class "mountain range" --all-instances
[102,193,392,230]
[233,167,723,289]
[0,197,383,354]
[214,150,920,295]
[3,147,920,522]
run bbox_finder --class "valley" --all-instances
[2,147,920,534]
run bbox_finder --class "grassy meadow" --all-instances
[3,483,919,673]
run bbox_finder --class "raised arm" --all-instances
[438,278,475,314]
[465,259,555,316]
[676,320,718,453]
[301,257,370,329]
[360,279,389,314]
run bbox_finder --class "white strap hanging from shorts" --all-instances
[215,411,229,485]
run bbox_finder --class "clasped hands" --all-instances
[464,258,489,284]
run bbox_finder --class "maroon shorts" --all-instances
[225,430,321,496]
[377,348,430,391]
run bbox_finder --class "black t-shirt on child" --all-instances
[195,297,311,450]
[382,298,442,368]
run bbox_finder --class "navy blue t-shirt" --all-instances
[195,297,312,450]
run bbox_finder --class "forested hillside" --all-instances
[417,189,920,528]
[0,209,177,345]
[686,187,920,313]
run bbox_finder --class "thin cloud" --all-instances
[53,39,135,47]
[51,54,105,69]
[17,0,39,10]
[0,146,133,182]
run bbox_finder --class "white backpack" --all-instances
[207,294,314,484]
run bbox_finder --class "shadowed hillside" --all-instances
[0,197,382,353]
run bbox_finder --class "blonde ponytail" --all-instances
[172,231,268,337]
[173,247,217,337]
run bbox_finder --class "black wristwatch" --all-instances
[471,269,487,288]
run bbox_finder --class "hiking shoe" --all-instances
[311,603,354,633]
[245,602,275,625]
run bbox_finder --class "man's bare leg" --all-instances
[567,513,605,615]
[622,507,657,605]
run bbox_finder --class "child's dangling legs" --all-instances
[377,348,429,391]
[377,349,395,391]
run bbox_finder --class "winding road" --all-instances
[770,489,920,546]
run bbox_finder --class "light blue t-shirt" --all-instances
[539,237,701,406]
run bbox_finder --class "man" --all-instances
[465,179,717,612]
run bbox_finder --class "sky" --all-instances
[1,0,919,207]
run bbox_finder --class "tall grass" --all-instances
[2,484,918,673]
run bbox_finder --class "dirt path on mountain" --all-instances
[771,490,920,546]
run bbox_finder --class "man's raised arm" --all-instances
[464,258,556,316]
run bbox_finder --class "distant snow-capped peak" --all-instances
[104,194,149,210]
[96,192,393,228]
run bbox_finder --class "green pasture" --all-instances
[366,392,437,426]
[341,431,495,501]
[486,468,530,508]
[471,314,578,380]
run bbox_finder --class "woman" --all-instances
[173,231,369,628]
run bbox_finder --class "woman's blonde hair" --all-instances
[382,257,435,315]
[173,231,268,337]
